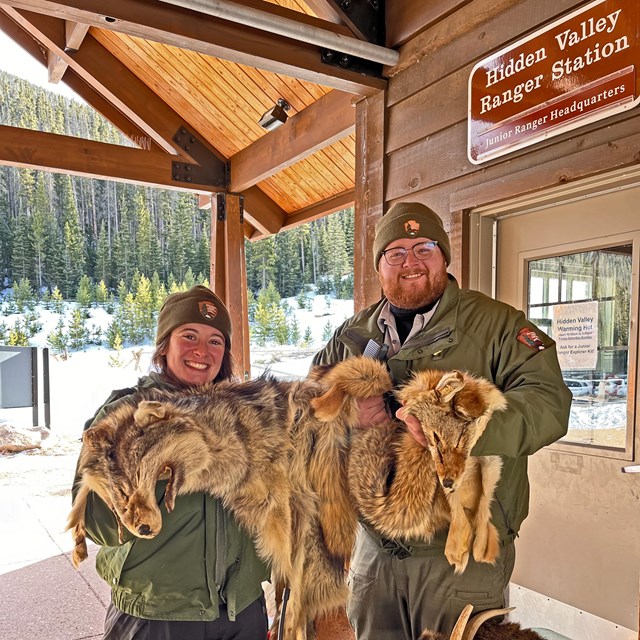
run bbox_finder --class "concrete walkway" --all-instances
[0,490,110,640]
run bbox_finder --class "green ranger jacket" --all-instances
[313,276,571,546]
[71,372,270,622]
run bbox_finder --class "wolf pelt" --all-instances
[68,360,392,640]
[348,368,507,574]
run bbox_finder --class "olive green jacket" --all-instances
[71,372,270,622]
[314,276,571,545]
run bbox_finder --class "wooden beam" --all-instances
[47,19,88,82]
[230,90,355,192]
[299,0,345,25]
[224,194,251,380]
[0,0,386,95]
[0,124,223,192]
[64,19,89,50]
[47,47,66,82]
[0,12,165,151]
[241,185,287,236]
[354,91,385,310]
[2,6,181,156]
[248,188,354,240]
[282,189,354,230]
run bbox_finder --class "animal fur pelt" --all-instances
[68,360,392,640]
[347,368,507,574]
[418,605,546,640]
[69,357,507,636]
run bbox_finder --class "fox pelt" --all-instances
[347,368,507,574]
[68,358,392,640]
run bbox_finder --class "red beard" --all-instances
[379,266,448,309]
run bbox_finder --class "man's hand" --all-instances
[356,396,389,428]
[396,407,428,447]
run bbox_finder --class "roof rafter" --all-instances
[250,188,355,239]
[230,90,355,192]
[0,124,224,192]
[47,20,88,82]
[0,0,387,94]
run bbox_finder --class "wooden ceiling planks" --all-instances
[91,13,355,218]
[0,0,359,228]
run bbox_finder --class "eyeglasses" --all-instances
[381,241,439,266]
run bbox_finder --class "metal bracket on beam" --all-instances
[217,193,227,222]
[171,126,228,188]
[328,0,385,45]
[320,48,382,77]
[216,193,245,223]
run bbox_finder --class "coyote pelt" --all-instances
[69,360,391,640]
[348,368,507,574]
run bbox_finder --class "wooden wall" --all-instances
[353,0,640,305]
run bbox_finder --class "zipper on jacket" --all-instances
[402,327,452,351]
[496,498,516,540]
[215,501,228,602]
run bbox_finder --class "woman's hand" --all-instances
[356,396,389,428]
[396,407,428,447]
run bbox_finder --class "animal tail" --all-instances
[311,356,392,421]
[66,484,90,568]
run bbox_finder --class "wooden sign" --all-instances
[468,0,639,163]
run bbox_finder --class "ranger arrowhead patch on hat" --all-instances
[199,300,219,321]
[404,220,420,237]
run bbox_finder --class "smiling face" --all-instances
[378,236,449,309]
[163,323,226,386]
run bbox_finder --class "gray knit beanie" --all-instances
[373,202,451,271]
[156,285,232,347]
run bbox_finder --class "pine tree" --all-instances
[47,318,69,360]
[289,314,300,345]
[57,174,86,297]
[95,279,109,305]
[301,327,313,347]
[273,305,289,345]
[95,219,111,286]
[134,274,155,342]
[30,172,54,291]
[12,277,34,313]
[76,274,94,307]
[68,306,90,351]
[135,189,161,277]
[8,319,29,346]
[322,319,334,342]
[51,286,65,314]
[108,331,124,367]
[11,213,34,284]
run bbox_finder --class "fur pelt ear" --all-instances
[310,386,346,421]
[436,370,466,403]
[134,401,168,427]
[82,424,115,455]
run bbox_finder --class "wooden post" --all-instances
[210,193,251,380]
[354,90,386,312]
[224,194,251,380]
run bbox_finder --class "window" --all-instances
[527,245,632,449]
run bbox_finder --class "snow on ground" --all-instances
[0,294,352,451]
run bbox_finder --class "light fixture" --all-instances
[258,98,291,131]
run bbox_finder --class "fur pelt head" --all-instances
[395,370,507,492]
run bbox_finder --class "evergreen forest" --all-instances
[0,70,355,304]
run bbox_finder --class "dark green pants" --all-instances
[346,526,515,640]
